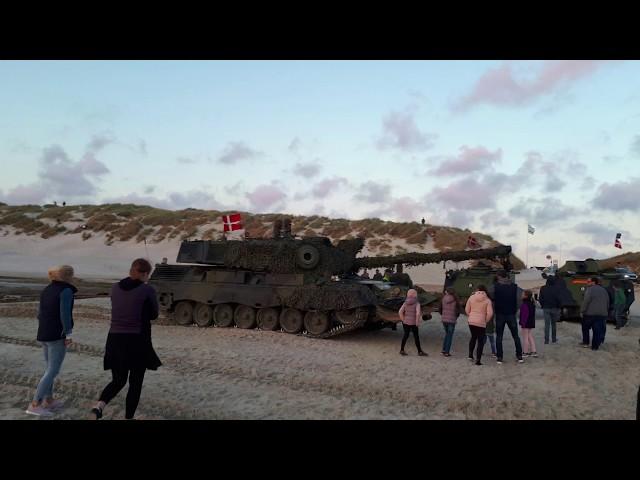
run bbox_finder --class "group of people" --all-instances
[397,270,636,363]
[26,258,161,419]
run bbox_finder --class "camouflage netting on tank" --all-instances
[223,241,297,273]
[284,284,377,311]
[353,245,512,269]
[221,238,356,277]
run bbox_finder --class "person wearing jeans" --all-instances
[440,287,460,356]
[493,271,524,364]
[580,277,610,351]
[27,265,77,417]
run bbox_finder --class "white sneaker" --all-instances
[25,405,54,417]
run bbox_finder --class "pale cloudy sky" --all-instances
[1,60,639,266]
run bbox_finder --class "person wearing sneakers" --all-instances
[398,288,428,357]
[26,265,77,417]
[440,287,460,357]
[91,258,162,420]
[580,277,609,351]
[464,285,493,366]
[519,290,537,358]
[493,270,524,364]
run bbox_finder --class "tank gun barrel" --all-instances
[353,245,512,270]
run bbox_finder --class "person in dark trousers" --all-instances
[91,258,161,420]
[465,285,493,366]
[539,276,561,344]
[398,289,427,356]
[580,277,609,351]
[26,265,77,417]
[613,281,627,329]
[623,279,635,320]
[493,270,524,364]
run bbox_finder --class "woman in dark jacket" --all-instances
[26,265,77,417]
[91,258,161,420]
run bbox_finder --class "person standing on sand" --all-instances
[465,285,493,366]
[91,258,162,420]
[440,287,460,357]
[580,277,609,351]
[398,289,428,357]
[493,270,524,364]
[519,290,537,357]
[26,265,76,417]
[613,281,627,329]
[539,276,561,344]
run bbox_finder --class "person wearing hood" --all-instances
[91,258,162,420]
[439,287,460,356]
[493,270,524,364]
[26,265,77,417]
[539,275,561,344]
[398,289,427,356]
[464,285,493,366]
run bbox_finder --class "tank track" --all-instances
[161,306,370,339]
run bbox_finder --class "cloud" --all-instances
[86,132,117,153]
[144,186,156,194]
[246,184,286,211]
[479,211,512,228]
[389,196,424,221]
[574,222,631,245]
[631,135,640,157]
[104,189,227,211]
[454,60,614,111]
[39,144,107,197]
[430,177,499,210]
[581,176,596,189]
[288,137,301,154]
[218,142,261,165]
[311,177,348,199]
[592,177,640,211]
[353,181,392,204]
[177,157,197,164]
[430,145,502,176]
[445,210,474,228]
[544,175,566,192]
[138,140,147,156]
[292,161,322,178]
[0,184,47,205]
[102,193,173,210]
[376,108,437,152]
[508,197,577,226]
[569,246,608,260]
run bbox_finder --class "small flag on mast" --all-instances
[614,232,622,249]
[527,224,535,235]
[222,213,243,232]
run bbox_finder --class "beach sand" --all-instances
[1,293,638,420]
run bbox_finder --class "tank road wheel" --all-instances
[280,308,304,334]
[257,308,280,331]
[174,301,195,326]
[304,311,331,335]
[213,304,234,328]
[234,305,257,329]
[194,304,214,327]
[335,308,358,326]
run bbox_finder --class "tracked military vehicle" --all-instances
[443,262,517,310]
[555,259,634,322]
[149,218,514,338]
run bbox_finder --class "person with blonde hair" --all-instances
[465,284,493,366]
[92,258,161,420]
[398,288,427,356]
[26,265,76,416]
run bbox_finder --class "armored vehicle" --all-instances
[443,262,518,310]
[555,259,634,322]
[149,218,514,338]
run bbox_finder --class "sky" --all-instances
[1,60,639,266]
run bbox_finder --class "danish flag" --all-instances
[614,232,622,249]
[222,213,243,232]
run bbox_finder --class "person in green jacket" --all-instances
[613,281,627,329]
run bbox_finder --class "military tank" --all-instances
[443,262,518,310]
[554,259,634,322]
[149,217,514,338]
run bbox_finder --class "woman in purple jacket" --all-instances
[91,258,161,420]
[519,290,537,358]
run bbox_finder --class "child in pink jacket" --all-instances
[464,285,494,365]
[399,289,427,356]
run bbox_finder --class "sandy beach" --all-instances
[1,289,638,420]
